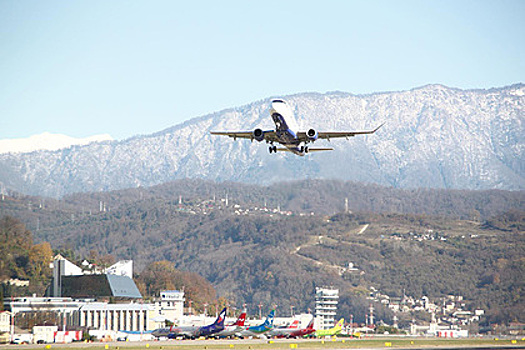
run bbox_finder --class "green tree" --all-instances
[138,260,217,313]
[0,216,33,280]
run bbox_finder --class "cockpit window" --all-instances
[272,99,285,103]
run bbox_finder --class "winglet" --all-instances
[373,123,385,133]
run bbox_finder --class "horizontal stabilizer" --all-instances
[308,147,334,152]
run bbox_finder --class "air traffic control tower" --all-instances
[315,287,339,330]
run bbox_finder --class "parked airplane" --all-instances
[269,319,300,338]
[151,308,226,339]
[210,99,383,156]
[239,310,275,338]
[288,318,316,338]
[215,312,247,338]
[315,318,344,337]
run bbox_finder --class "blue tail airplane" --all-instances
[239,309,275,338]
[151,307,226,339]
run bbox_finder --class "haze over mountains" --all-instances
[0,84,523,198]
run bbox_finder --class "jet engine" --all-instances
[306,128,318,141]
[253,128,265,142]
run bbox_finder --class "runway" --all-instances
[1,337,524,350]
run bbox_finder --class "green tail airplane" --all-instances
[315,318,345,337]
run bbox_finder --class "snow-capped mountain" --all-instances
[0,132,113,154]
[0,84,523,198]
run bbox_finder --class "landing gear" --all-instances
[300,146,309,154]
[269,145,277,153]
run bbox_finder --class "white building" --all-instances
[4,290,185,333]
[104,260,133,278]
[52,255,136,297]
[154,290,185,325]
[315,287,339,330]
[77,291,184,332]
[78,303,151,332]
[0,311,11,333]
[52,255,83,297]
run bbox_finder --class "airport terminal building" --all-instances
[4,256,185,334]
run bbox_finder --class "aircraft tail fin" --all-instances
[335,318,345,330]
[214,308,227,327]
[306,318,315,330]
[235,312,247,326]
[263,310,275,327]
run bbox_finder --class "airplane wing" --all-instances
[297,124,384,141]
[210,130,278,142]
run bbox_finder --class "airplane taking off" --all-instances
[210,99,383,156]
[239,310,275,338]
[151,308,226,339]
[315,318,344,337]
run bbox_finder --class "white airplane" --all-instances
[268,319,300,338]
[210,99,383,156]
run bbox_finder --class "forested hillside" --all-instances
[0,216,53,296]
[0,179,523,326]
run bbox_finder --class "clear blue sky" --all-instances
[1,0,523,140]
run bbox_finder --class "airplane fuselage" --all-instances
[152,308,226,339]
[269,100,306,156]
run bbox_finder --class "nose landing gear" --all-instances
[269,145,277,153]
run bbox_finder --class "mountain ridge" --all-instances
[0,84,523,197]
